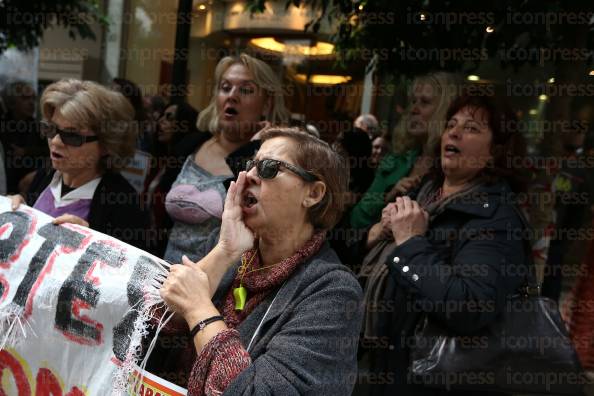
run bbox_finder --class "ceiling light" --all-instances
[197,4,206,11]
[529,109,538,116]
[539,94,548,101]
[548,77,555,83]
[467,75,480,81]
[485,26,494,33]
[250,38,335,57]
[294,74,351,85]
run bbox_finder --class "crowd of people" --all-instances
[0,52,592,395]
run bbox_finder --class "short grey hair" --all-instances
[354,114,379,138]
[40,79,137,172]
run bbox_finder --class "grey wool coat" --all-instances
[196,231,364,395]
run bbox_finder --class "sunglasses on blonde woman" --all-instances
[40,120,99,147]
[245,158,318,182]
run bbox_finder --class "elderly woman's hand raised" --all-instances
[217,171,255,261]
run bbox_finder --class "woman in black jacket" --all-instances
[10,79,148,250]
[359,95,529,395]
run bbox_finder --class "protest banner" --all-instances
[128,365,188,396]
[0,196,171,395]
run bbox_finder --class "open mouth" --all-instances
[242,191,258,208]
[224,107,239,116]
[444,144,460,154]
[51,151,65,159]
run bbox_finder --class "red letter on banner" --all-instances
[0,350,31,396]
[35,368,62,396]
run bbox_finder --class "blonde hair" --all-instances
[392,72,460,155]
[40,79,137,172]
[197,53,290,134]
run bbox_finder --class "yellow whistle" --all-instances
[233,286,247,311]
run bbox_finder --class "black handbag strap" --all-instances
[510,205,541,297]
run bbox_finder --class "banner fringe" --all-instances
[112,260,172,395]
[0,304,27,351]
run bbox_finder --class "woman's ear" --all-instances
[303,181,326,208]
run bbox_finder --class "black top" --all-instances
[61,180,76,197]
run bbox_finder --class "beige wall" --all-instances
[187,39,218,111]
[123,0,179,97]
[39,23,104,82]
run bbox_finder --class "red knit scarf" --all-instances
[220,232,326,328]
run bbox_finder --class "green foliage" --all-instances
[0,0,109,54]
[247,0,593,75]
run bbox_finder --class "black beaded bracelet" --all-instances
[189,315,224,338]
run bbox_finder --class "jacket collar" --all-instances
[49,171,102,207]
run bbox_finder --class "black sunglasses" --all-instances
[246,158,318,182]
[40,120,99,147]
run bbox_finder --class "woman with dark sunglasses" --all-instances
[9,79,148,249]
[162,53,290,264]
[151,128,363,395]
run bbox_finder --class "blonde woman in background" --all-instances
[349,72,460,239]
[163,53,290,264]
[9,79,147,249]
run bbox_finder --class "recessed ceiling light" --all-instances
[250,38,335,57]
[294,74,352,85]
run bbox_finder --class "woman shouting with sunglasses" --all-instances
[9,79,148,249]
[151,128,363,395]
